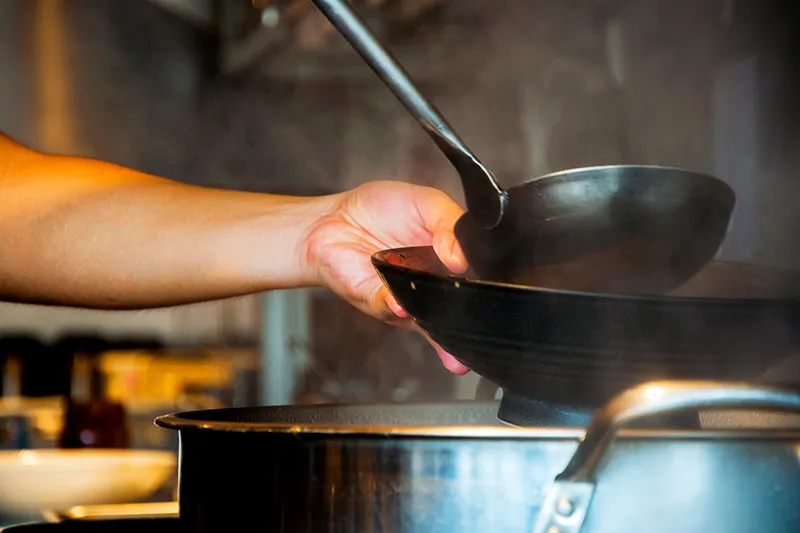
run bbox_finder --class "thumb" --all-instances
[412,186,468,274]
[432,226,468,274]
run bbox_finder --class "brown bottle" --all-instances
[58,352,130,449]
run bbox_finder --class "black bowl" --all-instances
[372,246,800,422]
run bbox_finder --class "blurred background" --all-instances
[0,0,799,519]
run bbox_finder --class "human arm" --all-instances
[0,132,470,373]
[0,132,338,308]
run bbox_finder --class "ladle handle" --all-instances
[309,0,506,228]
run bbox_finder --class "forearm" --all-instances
[0,134,338,309]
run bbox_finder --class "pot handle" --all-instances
[530,379,800,533]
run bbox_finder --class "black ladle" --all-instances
[311,0,736,294]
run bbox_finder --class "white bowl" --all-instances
[0,449,176,512]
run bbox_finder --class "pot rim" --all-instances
[154,412,800,442]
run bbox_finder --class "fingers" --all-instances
[384,291,408,319]
[433,343,470,375]
[413,187,469,274]
[387,305,471,375]
[373,283,471,375]
[416,328,471,375]
[433,232,468,274]
[366,285,405,322]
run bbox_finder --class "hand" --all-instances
[303,180,471,375]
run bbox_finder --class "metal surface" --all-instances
[454,164,735,294]
[496,390,701,429]
[1,519,179,532]
[371,246,800,414]
[57,502,179,521]
[309,0,507,229]
[155,380,800,533]
[310,0,736,295]
[561,380,800,482]
[532,380,800,533]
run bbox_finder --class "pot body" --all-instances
[163,402,800,533]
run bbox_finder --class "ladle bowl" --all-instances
[456,164,735,294]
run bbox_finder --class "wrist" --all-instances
[183,189,344,296]
[293,191,346,288]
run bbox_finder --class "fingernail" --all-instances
[386,294,408,318]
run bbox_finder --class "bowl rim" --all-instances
[370,246,800,305]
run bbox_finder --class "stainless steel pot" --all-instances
[155,380,800,533]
